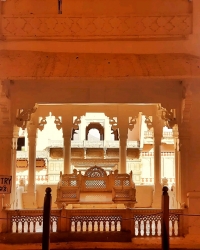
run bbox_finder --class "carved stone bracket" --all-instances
[128,117,137,131]
[73,116,81,130]
[109,117,118,131]
[16,106,37,129]
[157,106,177,129]
[54,116,62,130]
[38,117,47,131]
[145,116,153,130]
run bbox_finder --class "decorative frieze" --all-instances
[1,14,192,40]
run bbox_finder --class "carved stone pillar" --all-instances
[61,115,76,174]
[118,113,129,174]
[119,135,127,173]
[104,116,110,141]
[179,81,192,206]
[63,133,72,174]
[173,125,180,208]
[24,120,37,208]
[0,125,13,232]
[0,81,13,231]
[11,126,19,209]
[152,126,163,208]
[27,122,37,193]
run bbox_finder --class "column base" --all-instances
[22,192,37,209]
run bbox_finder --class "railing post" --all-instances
[42,187,52,250]
[162,186,169,250]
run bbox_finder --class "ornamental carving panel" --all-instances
[1,14,192,39]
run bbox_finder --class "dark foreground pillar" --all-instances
[162,186,169,250]
[42,187,52,250]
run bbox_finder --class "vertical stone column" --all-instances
[173,125,180,208]
[62,115,73,174]
[0,125,13,232]
[179,124,190,206]
[119,135,127,173]
[63,132,72,174]
[118,111,129,174]
[152,124,163,208]
[23,121,38,208]
[11,126,19,209]
[80,116,86,141]
[27,122,37,193]
[104,116,110,141]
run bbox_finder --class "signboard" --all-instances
[0,175,12,194]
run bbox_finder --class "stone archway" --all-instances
[86,122,104,140]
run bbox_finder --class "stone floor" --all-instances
[1,238,200,250]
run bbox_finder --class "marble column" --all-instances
[27,123,37,193]
[119,135,127,173]
[23,121,38,208]
[63,133,72,174]
[179,125,190,206]
[62,114,73,174]
[11,126,19,209]
[152,125,163,208]
[118,111,129,174]
[173,125,180,208]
